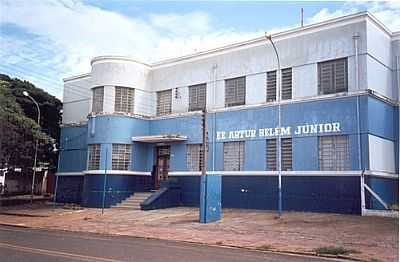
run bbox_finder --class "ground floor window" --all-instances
[223,141,245,171]
[266,138,292,171]
[112,144,132,170]
[319,135,349,170]
[88,144,100,170]
[186,144,203,171]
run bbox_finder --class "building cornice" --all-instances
[63,72,91,82]
[90,56,151,67]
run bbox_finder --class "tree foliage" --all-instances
[0,74,62,170]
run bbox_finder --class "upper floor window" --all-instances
[112,144,131,170]
[319,135,350,171]
[266,71,276,102]
[223,141,245,171]
[88,144,100,170]
[225,76,245,107]
[281,68,292,100]
[115,86,134,113]
[186,144,203,171]
[156,89,172,116]
[92,86,104,113]
[318,58,348,95]
[188,83,206,111]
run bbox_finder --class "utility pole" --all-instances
[201,109,208,176]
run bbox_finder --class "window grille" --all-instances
[318,58,348,95]
[319,135,350,171]
[188,83,207,111]
[281,138,292,171]
[92,87,104,113]
[112,144,131,170]
[266,71,276,102]
[186,144,203,171]
[156,89,172,116]
[114,86,134,113]
[88,144,100,170]
[281,68,292,100]
[266,139,277,171]
[223,141,245,171]
[225,77,246,107]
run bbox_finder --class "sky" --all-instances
[0,0,399,99]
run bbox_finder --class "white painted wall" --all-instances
[134,89,156,116]
[368,134,396,173]
[366,56,393,99]
[293,64,318,99]
[63,75,92,124]
[246,73,266,105]
[172,86,189,113]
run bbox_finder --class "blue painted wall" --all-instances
[82,174,152,208]
[55,176,84,204]
[366,177,399,210]
[59,125,87,172]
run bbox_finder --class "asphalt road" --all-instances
[0,225,337,262]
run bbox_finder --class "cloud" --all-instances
[308,1,400,31]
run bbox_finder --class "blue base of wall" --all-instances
[82,174,152,208]
[58,175,363,214]
[366,177,399,210]
[55,176,84,204]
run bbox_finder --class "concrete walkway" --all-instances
[0,203,398,262]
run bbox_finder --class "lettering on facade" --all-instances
[216,122,341,141]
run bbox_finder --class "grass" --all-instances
[314,246,359,256]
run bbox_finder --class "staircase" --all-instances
[112,192,153,210]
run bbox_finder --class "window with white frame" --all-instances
[114,86,134,113]
[88,144,101,170]
[156,89,172,116]
[319,135,350,171]
[92,86,104,113]
[266,138,292,171]
[186,144,203,171]
[188,83,206,111]
[281,68,292,100]
[223,141,245,171]
[318,58,348,95]
[225,77,246,107]
[112,144,131,170]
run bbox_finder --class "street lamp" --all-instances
[23,91,40,206]
[265,33,283,218]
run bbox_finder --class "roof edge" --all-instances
[63,72,91,82]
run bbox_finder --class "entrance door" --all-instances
[155,146,170,189]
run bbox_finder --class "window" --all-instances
[318,58,348,95]
[188,84,206,111]
[266,138,292,171]
[115,86,134,113]
[112,144,131,170]
[223,141,245,171]
[319,135,350,171]
[156,89,172,116]
[281,138,292,171]
[266,71,276,102]
[88,144,100,170]
[92,87,104,113]
[186,144,203,171]
[281,68,292,100]
[225,77,246,107]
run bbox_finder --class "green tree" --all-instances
[0,74,62,170]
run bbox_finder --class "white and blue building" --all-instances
[57,12,399,214]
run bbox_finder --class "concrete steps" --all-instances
[112,192,153,210]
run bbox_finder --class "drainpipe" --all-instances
[212,64,218,171]
[353,33,362,171]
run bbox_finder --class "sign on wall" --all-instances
[216,122,341,141]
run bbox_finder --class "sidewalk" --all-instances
[0,203,398,262]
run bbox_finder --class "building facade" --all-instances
[57,12,399,214]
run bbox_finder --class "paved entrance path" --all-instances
[0,204,398,261]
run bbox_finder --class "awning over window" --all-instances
[131,134,187,143]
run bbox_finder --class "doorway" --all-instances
[154,146,170,189]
